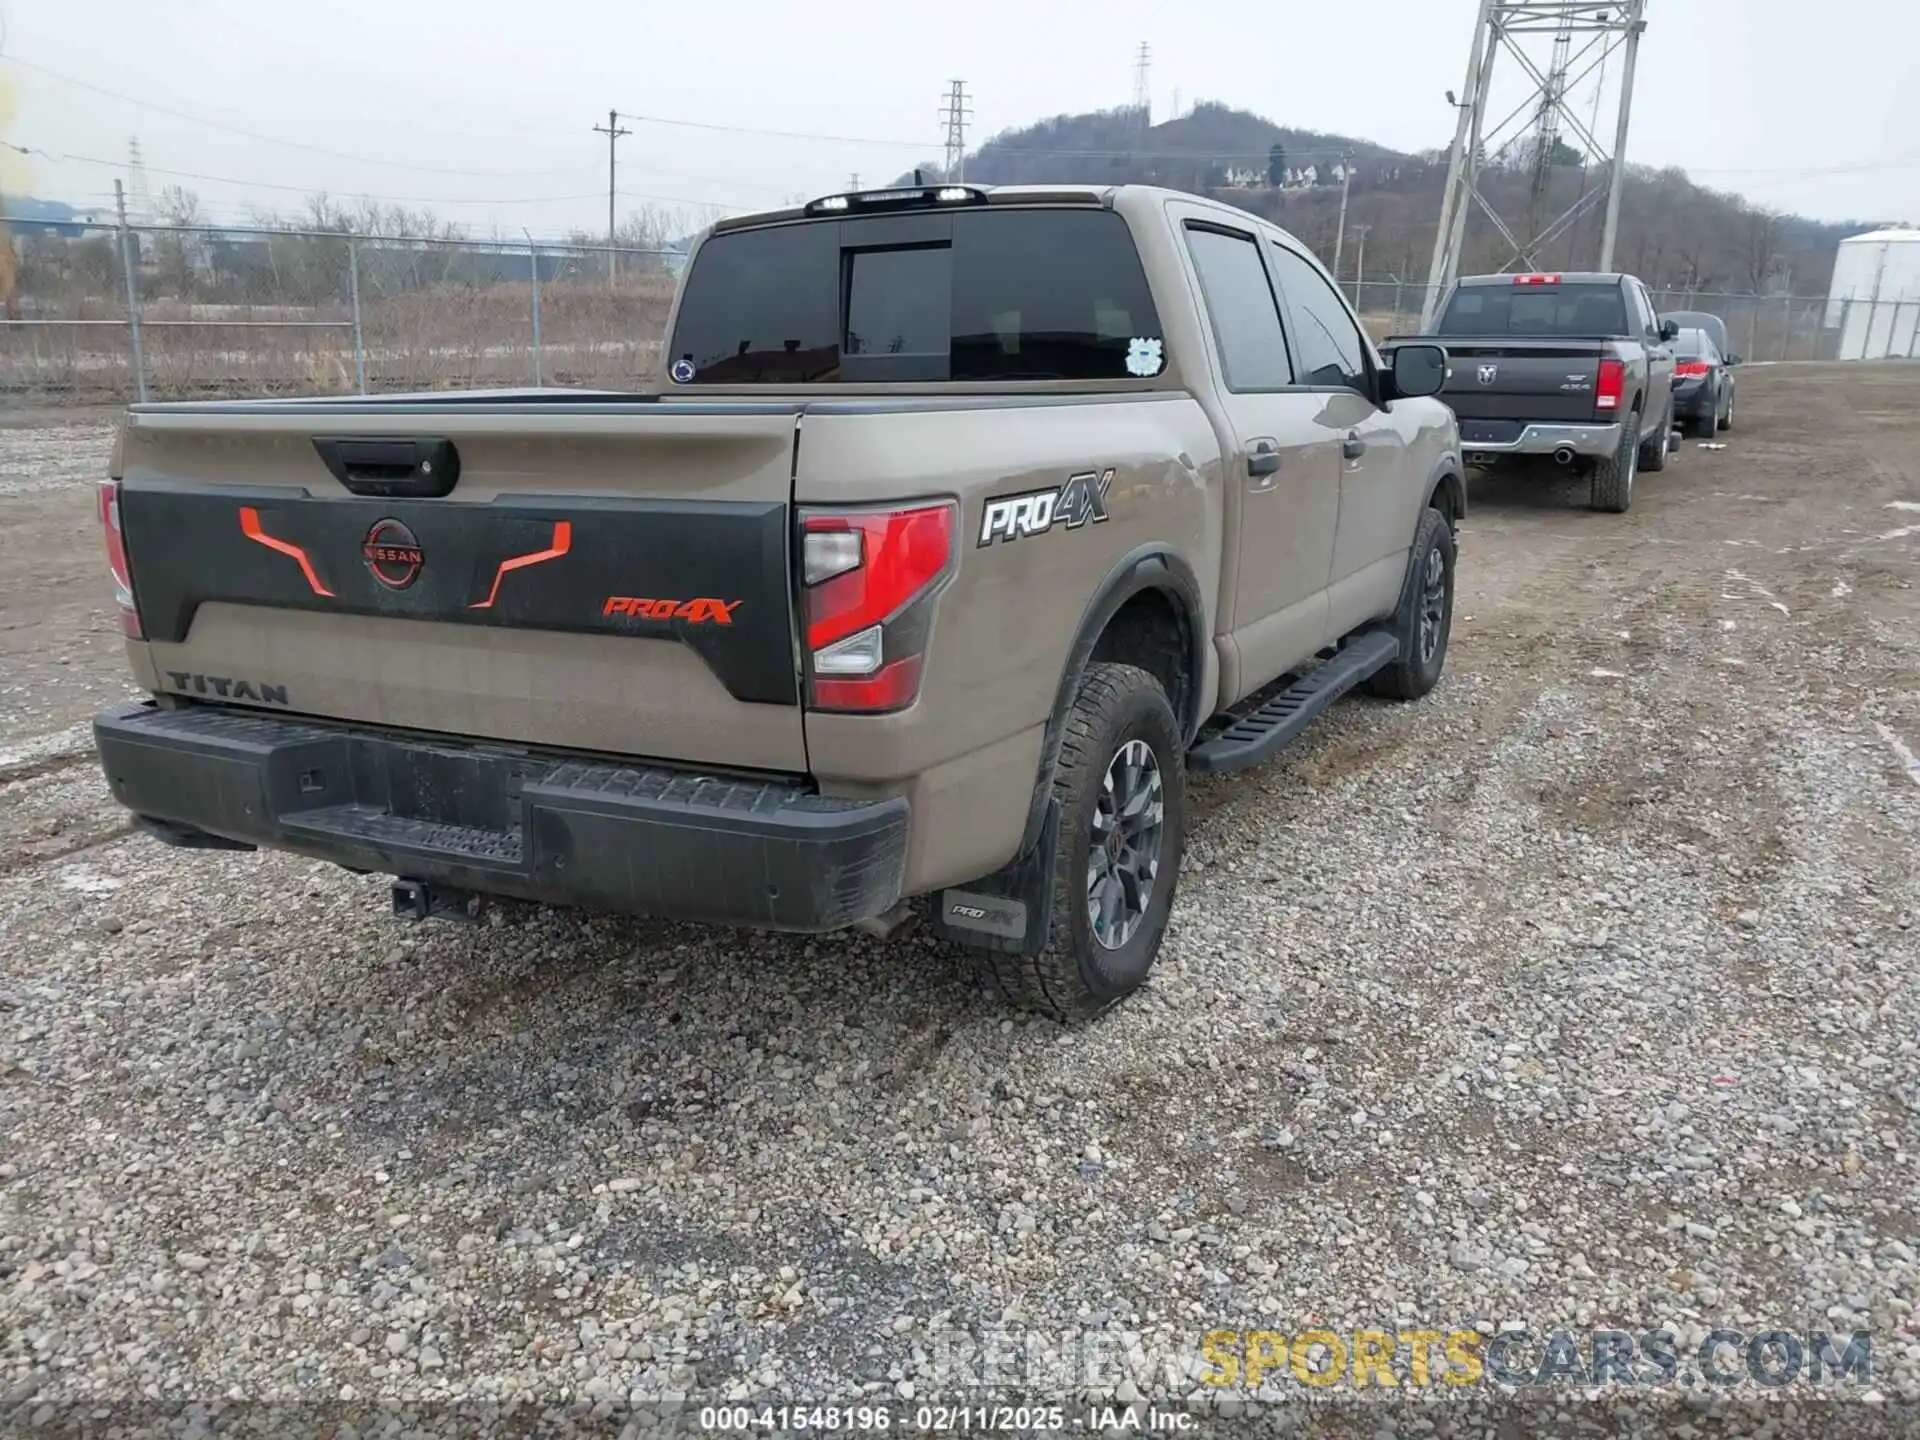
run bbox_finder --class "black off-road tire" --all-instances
[981,662,1185,1024]
[1367,506,1456,701]
[1639,404,1672,472]
[1589,414,1638,513]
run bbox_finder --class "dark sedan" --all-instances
[1672,326,1736,437]
[1660,309,1738,364]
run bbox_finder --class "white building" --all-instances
[1825,227,1920,360]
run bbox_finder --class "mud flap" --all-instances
[931,799,1060,956]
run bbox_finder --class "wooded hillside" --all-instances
[904,102,1873,295]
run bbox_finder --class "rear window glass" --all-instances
[668,208,1163,384]
[1675,329,1710,359]
[1437,282,1628,338]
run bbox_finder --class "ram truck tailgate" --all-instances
[1433,341,1603,425]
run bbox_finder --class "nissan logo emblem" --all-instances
[363,518,425,590]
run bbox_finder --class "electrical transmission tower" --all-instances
[1131,42,1152,128]
[125,136,154,223]
[1524,7,1576,242]
[938,80,972,182]
[1419,0,1648,329]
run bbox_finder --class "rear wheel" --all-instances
[1589,414,1638,513]
[981,662,1186,1023]
[1689,402,1718,439]
[1639,404,1672,472]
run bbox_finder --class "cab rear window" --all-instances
[1438,282,1628,338]
[667,208,1163,384]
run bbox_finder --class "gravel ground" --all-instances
[2,366,1917,1436]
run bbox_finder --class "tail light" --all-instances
[1674,360,1712,378]
[798,501,955,713]
[98,479,142,639]
[1594,358,1625,412]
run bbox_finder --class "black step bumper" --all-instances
[92,703,908,932]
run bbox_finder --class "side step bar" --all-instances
[1187,630,1399,775]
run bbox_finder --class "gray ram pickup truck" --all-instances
[91,182,1465,1020]
[1384,271,1679,513]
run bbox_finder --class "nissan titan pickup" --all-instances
[92,182,1465,1021]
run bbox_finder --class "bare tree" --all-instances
[152,185,208,299]
[1741,206,1783,294]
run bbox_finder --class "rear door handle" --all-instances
[1342,433,1367,461]
[1247,438,1281,483]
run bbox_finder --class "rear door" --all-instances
[116,401,809,771]
[1174,211,1339,697]
[1626,278,1676,427]
[1263,238,1411,609]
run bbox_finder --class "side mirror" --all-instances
[1389,343,1447,399]
[1725,353,1742,367]
[1659,320,1680,342]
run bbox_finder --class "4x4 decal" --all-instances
[978,468,1114,547]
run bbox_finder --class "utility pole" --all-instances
[114,179,148,404]
[1352,224,1370,308]
[1132,42,1152,129]
[939,81,972,182]
[1331,152,1353,280]
[849,172,861,191]
[593,109,630,289]
[1422,0,1649,327]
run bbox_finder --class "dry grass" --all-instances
[0,276,679,400]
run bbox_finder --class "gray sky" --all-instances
[3,0,1917,236]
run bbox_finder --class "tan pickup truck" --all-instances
[92,182,1464,1020]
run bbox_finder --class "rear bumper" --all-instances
[1459,420,1623,459]
[1672,382,1714,416]
[93,702,909,932]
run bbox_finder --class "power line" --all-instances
[0,53,594,178]
[7,145,762,210]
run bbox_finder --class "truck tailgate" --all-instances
[1438,344,1602,423]
[114,401,807,772]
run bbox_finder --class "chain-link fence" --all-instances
[1347,278,1916,363]
[7,215,1915,403]
[2,218,681,402]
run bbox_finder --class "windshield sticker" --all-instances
[670,357,696,384]
[1125,337,1164,377]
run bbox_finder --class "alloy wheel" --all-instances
[1086,739,1165,951]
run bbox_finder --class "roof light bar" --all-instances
[803,185,986,217]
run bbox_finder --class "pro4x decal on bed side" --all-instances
[978,468,1114,547]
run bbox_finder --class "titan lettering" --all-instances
[978,468,1114,547]
[164,672,290,706]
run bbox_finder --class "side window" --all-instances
[1183,225,1293,391]
[1267,243,1369,393]
[1631,283,1657,337]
